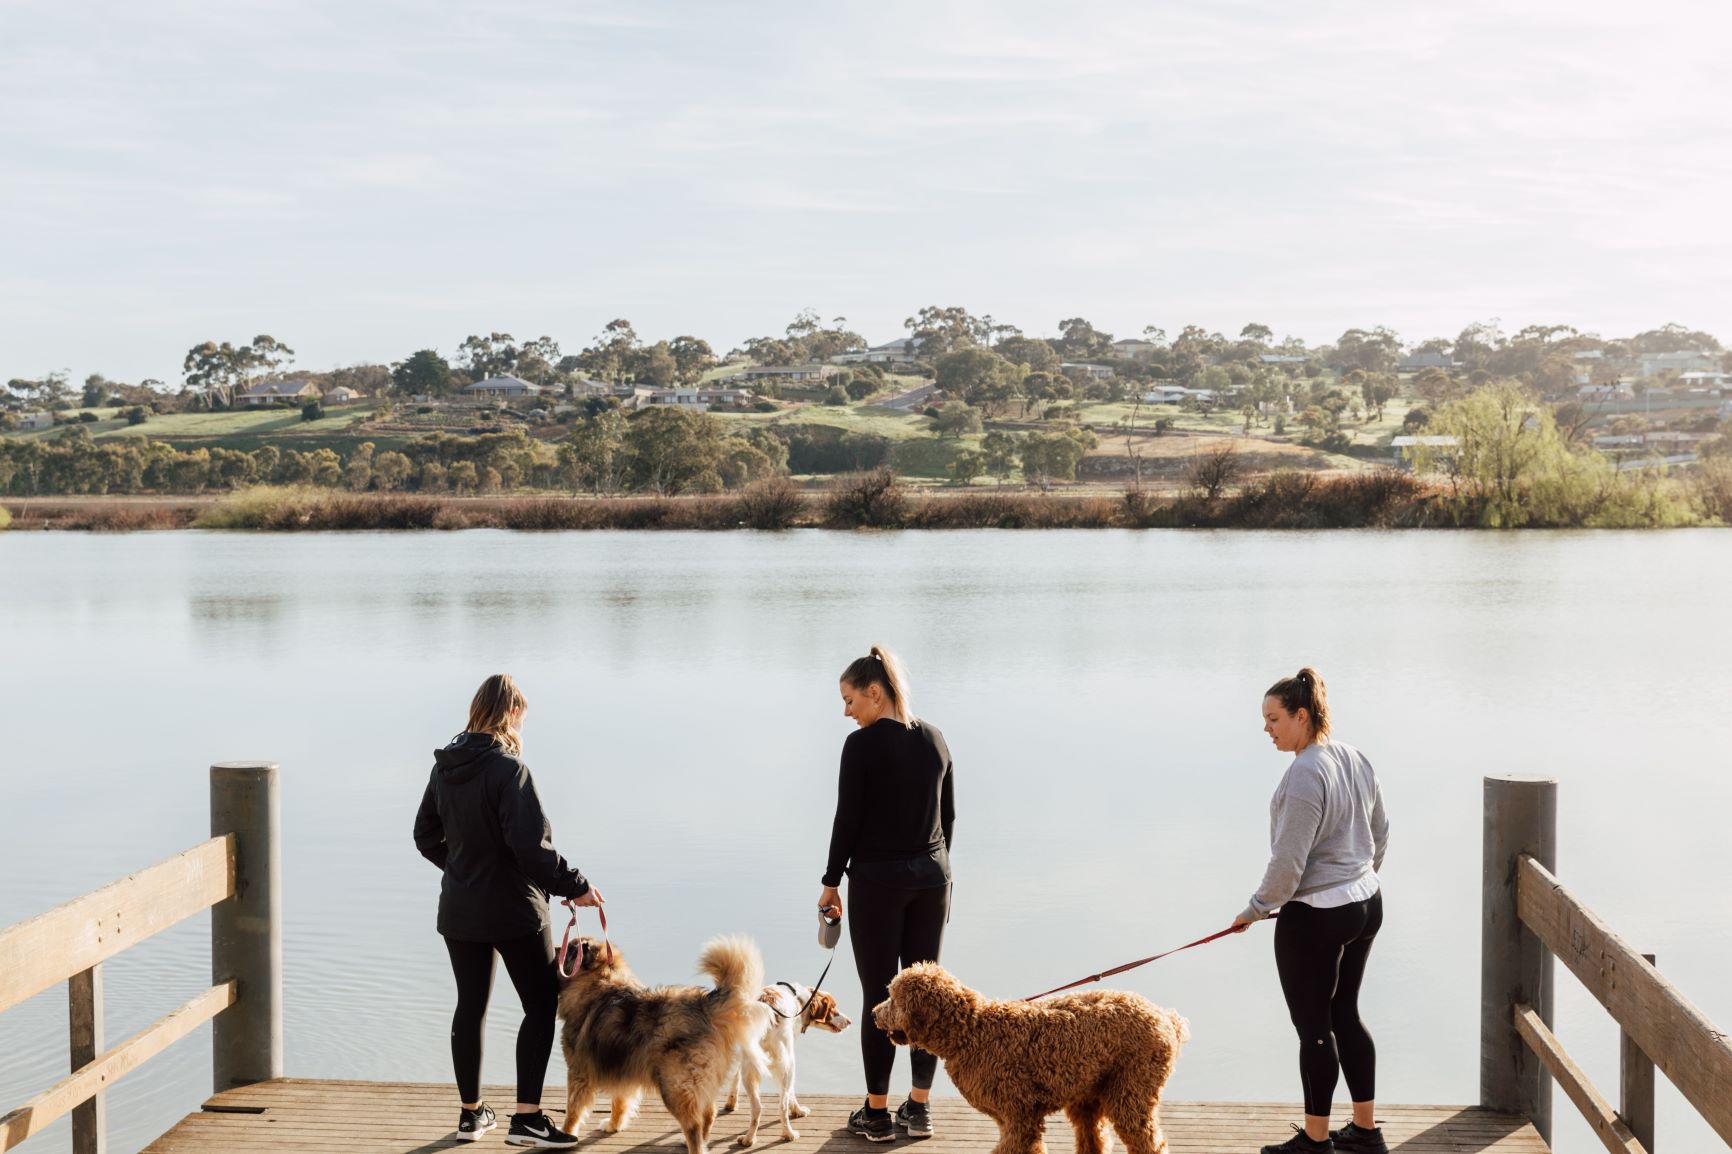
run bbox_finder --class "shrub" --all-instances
[733,476,808,530]
[823,384,850,406]
[77,411,100,423]
[825,468,906,528]
[124,406,149,425]
[301,400,324,422]
[0,504,10,531]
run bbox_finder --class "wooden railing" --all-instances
[0,763,281,1153]
[1481,776,1732,1153]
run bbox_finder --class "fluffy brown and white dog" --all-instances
[874,964,1188,1154]
[557,934,773,1154]
[723,982,853,1146]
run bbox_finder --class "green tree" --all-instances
[668,336,715,384]
[949,449,985,485]
[559,410,627,493]
[392,349,453,397]
[374,451,413,491]
[980,431,1018,484]
[345,442,375,490]
[903,305,988,356]
[1054,317,1113,360]
[301,399,324,422]
[621,407,729,495]
[931,401,983,438]
[457,332,519,380]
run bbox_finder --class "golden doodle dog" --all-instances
[557,934,772,1154]
[874,963,1188,1154]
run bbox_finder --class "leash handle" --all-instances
[556,898,610,979]
[1022,916,1267,1002]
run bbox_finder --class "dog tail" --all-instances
[698,934,765,997]
[700,936,772,1074]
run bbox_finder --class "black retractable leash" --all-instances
[770,907,841,1021]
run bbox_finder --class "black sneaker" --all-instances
[457,1102,496,1141]
[1260,1124,1333,1154]
[1329,1122,1387,1154]
[848,1102,896,1143]
[896,1099,933,1138]
[506,1110,579,1148]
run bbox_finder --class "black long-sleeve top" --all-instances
[413,731,590,941]
[822,717,955,889]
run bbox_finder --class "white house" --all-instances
[18,410,54,431]
[648,387,753,411]
[1259,354,1308,366]
[833,337,923,365]
[1110,339,1161,361]
[727,365,835,384]
[1139,386,1190,405]
[1635,351,1719,378]
[1061,362,1114,380]
[239,379,321,406]
[464,375,542,399]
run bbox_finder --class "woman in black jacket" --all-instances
[818,645,955,1144]
[414,673,599,1148]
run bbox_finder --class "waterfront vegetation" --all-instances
[4,313,1729,528]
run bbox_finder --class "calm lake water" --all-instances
[3,530,1730,1154]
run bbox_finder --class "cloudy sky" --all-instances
[2,0,1729,384]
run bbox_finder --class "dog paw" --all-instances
[736,1134,757,1147]
[789,1103,810,1119]
[724,1101,738,1113]
[781,1129,800,1142]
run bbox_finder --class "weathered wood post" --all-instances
[1619,953,1657,1152]
[209,762,282,1092]
[1480,775,1556,1144]
[68,965,104,1154]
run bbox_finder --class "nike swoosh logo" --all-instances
[525,1126,550,1137]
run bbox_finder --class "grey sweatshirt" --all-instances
[1241,739,1388,922]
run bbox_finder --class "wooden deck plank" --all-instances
[139,1081,1548,1154]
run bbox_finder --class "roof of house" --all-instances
[241,378,317,397]
[464,375,540,392]
[738,364,829,375]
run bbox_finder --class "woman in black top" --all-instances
[413,673,601,1148]
[819,645,955,1144]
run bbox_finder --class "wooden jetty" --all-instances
[3,768,1729,1154]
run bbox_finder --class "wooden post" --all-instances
[209,762,282,1092]
[68,965,104,1154]
[1481,775,1556,1144]
[1619,953,1657,1152]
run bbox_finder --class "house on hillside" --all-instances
[648,387,753,411]
[1110,338,1161,361]
[1259,354,1308,366]
[324,386,366,404]
[833,337,923,365]
[1635,351,1719,378]
[1061,362,1113,380]
[570,378,613,397]
[239,379,322,406]
[1397,352,1457,373]
[1391,434,1459,468]
[463,375,542,400]
[1139,386,1190,405]
[727,364,835,385]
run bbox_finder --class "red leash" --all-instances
[555,899,611,979]
[1023,915,1273,1002]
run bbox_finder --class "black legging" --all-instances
[849,879,950,1096]
[443,928,560,1106]
[1273,891,1383,1116]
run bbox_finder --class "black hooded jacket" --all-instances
[413,732,590,941]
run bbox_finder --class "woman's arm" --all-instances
[412,778,448,870]
[496,762,591,899]
[820,743,866,888]
[940,760,955,851]
[1239,774,1323,922]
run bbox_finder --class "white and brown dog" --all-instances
[724,982,852,1146]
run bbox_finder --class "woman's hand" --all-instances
[818,886,843,920]
[1230,913,1256,933]
[567,887,605,909]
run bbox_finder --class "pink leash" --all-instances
[555,899,611,979]
[1023,914,1275,1002]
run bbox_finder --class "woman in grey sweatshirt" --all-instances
[1232,668,1390,1154]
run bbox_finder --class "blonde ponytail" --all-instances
[840,644,915,727]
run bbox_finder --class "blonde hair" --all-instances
[1265,666,1331,740]
[840,644,914,727]
[467,673,527,755]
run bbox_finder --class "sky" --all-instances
[2,0,1730,385]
